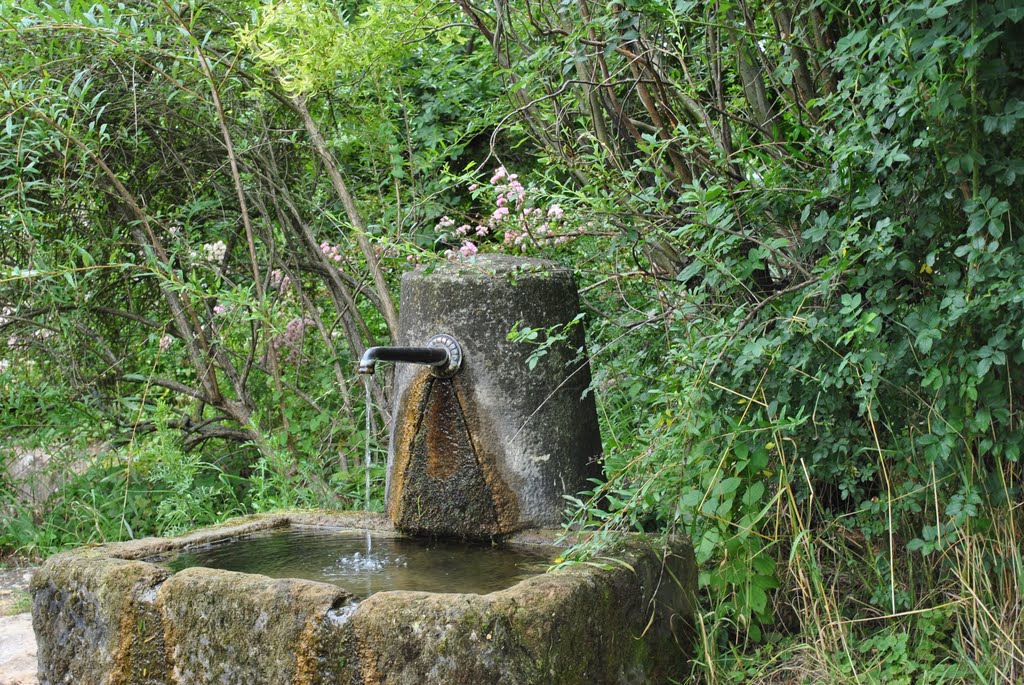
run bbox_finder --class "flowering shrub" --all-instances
[202,240,227,263]
[272,316,316,363]
[433,167,576,261]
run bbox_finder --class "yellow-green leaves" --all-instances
[237,0,458,94]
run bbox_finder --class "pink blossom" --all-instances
[270,269,292,293]
[213,304,227,316]
[320,242,343,261]
[489,166,507,185]
[469,184,479,191]
[492,206,510,221]
[547,204,564,220]
[280,317,314,348]
[159,334,174,352]
[506,180,525,201]
[272,316,317,363]
[456,224,471,236]
[459,241,479,257]
[475,225,489,237]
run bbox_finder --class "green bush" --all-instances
[2,0,1022,680]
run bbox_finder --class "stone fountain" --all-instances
[31,255,696,684]
[371,253,603,539]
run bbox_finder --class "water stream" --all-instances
[363,376,373,561]
[363,376,373,515]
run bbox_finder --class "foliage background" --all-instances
[1,0,1022,681]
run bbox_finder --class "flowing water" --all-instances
[363,376,373,556]
[363,376,373,514]
[159,528,556,597]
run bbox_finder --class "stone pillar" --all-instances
[387,255,602,539]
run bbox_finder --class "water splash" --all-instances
[332,550,393,572]
[326,602,360,626]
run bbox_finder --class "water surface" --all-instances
[160,528,555,597]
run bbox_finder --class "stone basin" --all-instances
[31,511,696,685]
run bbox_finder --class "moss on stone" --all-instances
[32,555,172,684]
[347,536,694,684]
[157,568,354,685]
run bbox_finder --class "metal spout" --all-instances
[357,334,463,377]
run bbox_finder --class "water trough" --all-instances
[32,512,695,684]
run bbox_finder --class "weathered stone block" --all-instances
[157,568,354,685]
[32,553,171,685]
[389,256,603,538]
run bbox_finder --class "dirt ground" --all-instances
[0,566,37,685]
